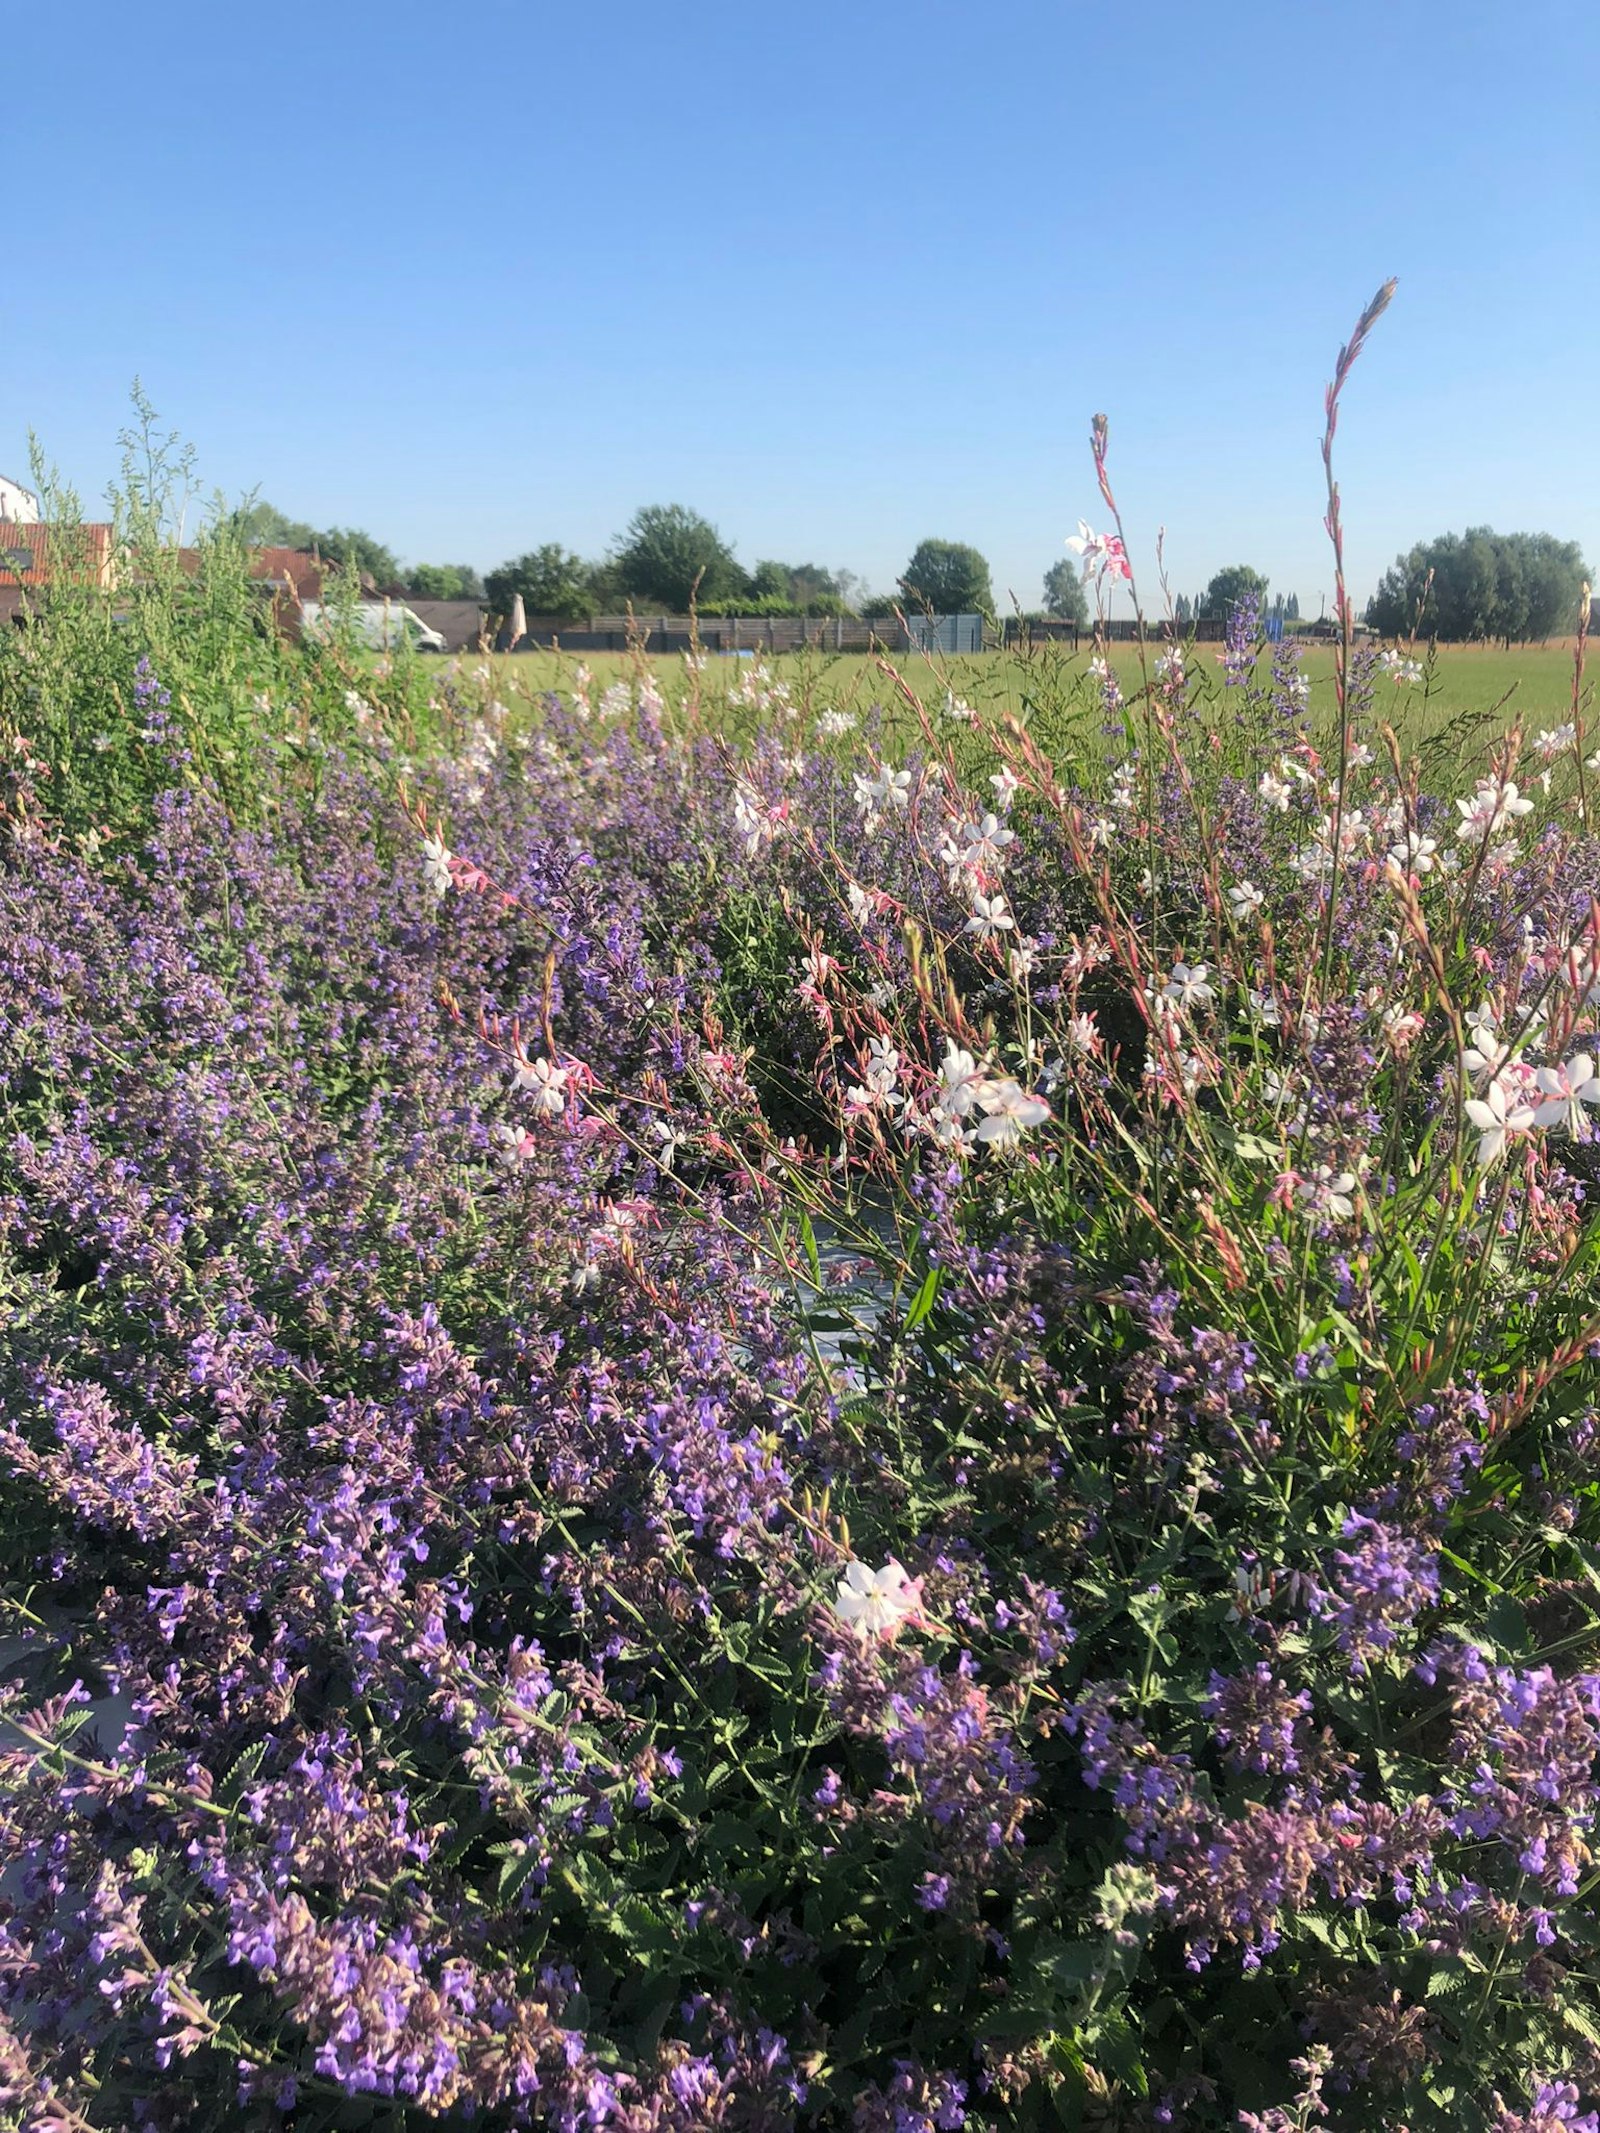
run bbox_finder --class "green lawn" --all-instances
[457,640,1591,779]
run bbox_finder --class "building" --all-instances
[0,474,40,524]
[0,520,116,628]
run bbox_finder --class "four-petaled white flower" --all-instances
[1456,780,1534,841]
[491,1121,537,1169]
[1533,723,1577,761]
[1533,1054,1600,1136]
[1296,1166,1358,1222]
[1064,519,1133,584]
[1464,1076,1538,1168]
[973,1078,1051,1148]
[1229,881,1265,919]
[513,1056,569,1118]
[421,835,454,898]
[834,1559,921,1638]
[1258,770,1292,813]
[965,893,1015,943]
[1163,963,1215,1012]
[935,1042,987,1120]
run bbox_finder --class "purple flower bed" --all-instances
[5,332,1600,2121]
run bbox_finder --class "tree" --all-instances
[1174,592,1193,628]
[484,546,594,622]
[1200,566,1269,619]
[1286,592,1301,622]
[613,504,745,610]
[1041,559,1089,626]
[1366,528,1589,643]
[233,500,317,549]
[406,563,484,601]
[899,539,994,616]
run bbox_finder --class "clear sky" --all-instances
[5,0,1598,614]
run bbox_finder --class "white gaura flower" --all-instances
[1456,780,1535,841]
[1008,939,1039,981]
[1533,1054,1600,1135]
[1386,831,1438,877]
[834,1559,922,1638]
[936,1042,987,1119]
[965,893,1015,944]
[1464,1077,1538,1168]
[973,1078,1050,1148]
[1064,1010,1099,1055]
[513,1056,569,1118]
[990,766,1020,811]
[1533,723,1577,761]
[1296,1166,1358,1222]
[421,835,454,898]
[1258,770,1292,813]
[491,1121,537,1169]
[943,689,974,723]
[651,1119,682,1172]
[816,707,858,739]
[1229,881,1265,920]
[1163,963,1215,1012]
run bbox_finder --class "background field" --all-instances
[469,640,1590,769]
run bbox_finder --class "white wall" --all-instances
[0,475,41,525]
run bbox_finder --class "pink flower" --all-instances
[1064,519,1133,585]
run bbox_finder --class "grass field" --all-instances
[465,640,1590,766]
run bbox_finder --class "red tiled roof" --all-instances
[0,521,115,588]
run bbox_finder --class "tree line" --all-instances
[235,499,1591,637]
[1365,527,1589,644]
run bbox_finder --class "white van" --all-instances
[299,600,447,654]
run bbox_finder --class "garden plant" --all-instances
[6,294,1600,2131]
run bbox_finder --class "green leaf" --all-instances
[797,1210,822,1287]
[904,1265,942,1331]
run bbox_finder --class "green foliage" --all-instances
[405,561,484,601]
[1367,526,1590,643]
[899,537,995,616]
[614,503,746,609]
[1200,563,1269,617]
[484,543,594,619]
[1041,558,1090,624]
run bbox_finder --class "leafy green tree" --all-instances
[614,504,745,610]
[484,546,594,622]
[232,500,317,549]
[899,539,994,615]
[1366,528,1589,643]
[1174,592,1193,627]
[406,563,484,601]
[1042,559,1089,625]
[1286,592,1300,621]
[1200,565,1269,619]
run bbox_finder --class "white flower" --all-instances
[834,1559,920,1638]
[491,1121,537,1169]
[990,766,1021,812]
[1087,655,1110,683]
[1163,963,1215,1012]
[1229,881,1265,919]
[943,690,974,723]
[1153,648,1185,683]
[816,708,858,739]
[513,1056,569,1118]
[936,1042,987,1119]
[1456,780,1535,841]
[1008,939,1039,981]
[651,1119,682,1172]
[1533,1054,1600,1135]
[1464,1077,1538,1168]
[421,835,453,898]
[1065,1011,1099,1055]
[965,893,1015,943]
[1533,723,1577,762]
[1296,1166,1358,1222]
[1064,520,1132,584]
[1258,770,1292,813]
[973,1078,1051,1147]
[1386,831,1438,877]
[1380,648,1423,685]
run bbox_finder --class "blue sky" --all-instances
[5,0,1598,612]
